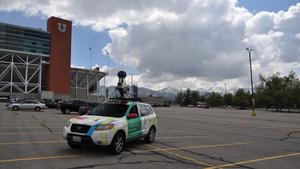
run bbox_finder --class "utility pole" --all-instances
[89,47,92,69]
[246,48,256,116]
[130,74,133,97]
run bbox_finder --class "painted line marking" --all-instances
[0,132,61,135]
[0,142,247,163]
[0,155,82,163]
[0,127,62,129]
[158,130,185,133]
[146,144,212,167]
[0,135,207,145]
[204,152,300,169]
[0,140,65,145]
[132,142,247,153]
[157,135,206,140]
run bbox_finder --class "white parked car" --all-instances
[8,100,46,111]
[63,101,158,154]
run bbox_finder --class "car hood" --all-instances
[70,115,120,126]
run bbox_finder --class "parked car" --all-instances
[6,98,25,107]
[78,102,100,115]
[43,99,61,108]
[8,100,46,111]
[60,100,87,114]
[63,101,158,154]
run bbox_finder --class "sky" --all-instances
[0,0,299,91]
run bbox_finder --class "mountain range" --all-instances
[99,86,244,101]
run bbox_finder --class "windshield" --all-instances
[88,103,129,117]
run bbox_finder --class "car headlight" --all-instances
[95,124,114,131]
[65,120,71,127]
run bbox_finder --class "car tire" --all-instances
[109,132,125,155]
[145,127,156,143]
[12,106,19,111]
[67,141,81,149]
[65,109,71,114]
[34,106,41,111]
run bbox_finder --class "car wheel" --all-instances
[12,106,19,111]
[34,107,41,111]
[110,132,125,155]
[65,109,71,114]
[145,127,156,143]
[67,141,81,149]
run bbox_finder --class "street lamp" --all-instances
[246,48,256,116]
[89,47,92,69]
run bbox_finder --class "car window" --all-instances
[129,105,139,116]
[145,105,153,115]
[138,105,149,117]
[88,103,129,117]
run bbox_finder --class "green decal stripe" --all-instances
[100,117,115,125]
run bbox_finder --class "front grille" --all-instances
[71,124,91,133]
[67,134,94,144]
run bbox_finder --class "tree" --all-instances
[175,91,184,106]
[209,92,222,107]
[182,89,191,106]
[190,90,200,106]
[233,89,251,107]
[256,71,300,111]
[223,93,233,106]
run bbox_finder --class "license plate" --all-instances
[72,136,81,142]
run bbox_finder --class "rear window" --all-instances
[88,103,129,117]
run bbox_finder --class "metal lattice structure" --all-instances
[70,67,106,100]
[0,49,48,98]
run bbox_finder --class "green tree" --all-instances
[190,90,200,106]
[175,91,184,106]
[223,93,233,106]
[233,88,251,107]
[256,71,300,111]
[182,89,191,106]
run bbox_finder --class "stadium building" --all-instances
[0,17,106,101]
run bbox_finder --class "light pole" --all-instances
[89,47,92,69]
[246,48,256,116]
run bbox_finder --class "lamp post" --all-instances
[89,47,92,69]
[246,48,256,116]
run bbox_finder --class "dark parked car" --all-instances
[78,102,100,115]
[60,100,87,114]
[42,99,61,108]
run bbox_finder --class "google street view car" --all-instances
[63,71,158,154]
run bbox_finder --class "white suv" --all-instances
[63,101,158,154]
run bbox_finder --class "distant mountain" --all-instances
[98,85,249,100]
[99,86,177,101]
[158,87,180,94]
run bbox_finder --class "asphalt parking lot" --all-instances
[0,105,299,169]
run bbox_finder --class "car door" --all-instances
[127,104,142,139]
[138,104,149,135]
[20,100,30,109]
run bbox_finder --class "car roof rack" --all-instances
[106,97,142,104]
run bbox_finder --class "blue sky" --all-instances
[0,0,299,90]
[0,11,115,70]
[238,0,300,13]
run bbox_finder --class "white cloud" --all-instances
[1,0,300,91]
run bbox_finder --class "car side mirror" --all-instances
[128,113,138,119]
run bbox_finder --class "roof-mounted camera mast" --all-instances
[113,70,141,102]
[116,70,129,98]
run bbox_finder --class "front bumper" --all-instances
[63,125,114,146]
